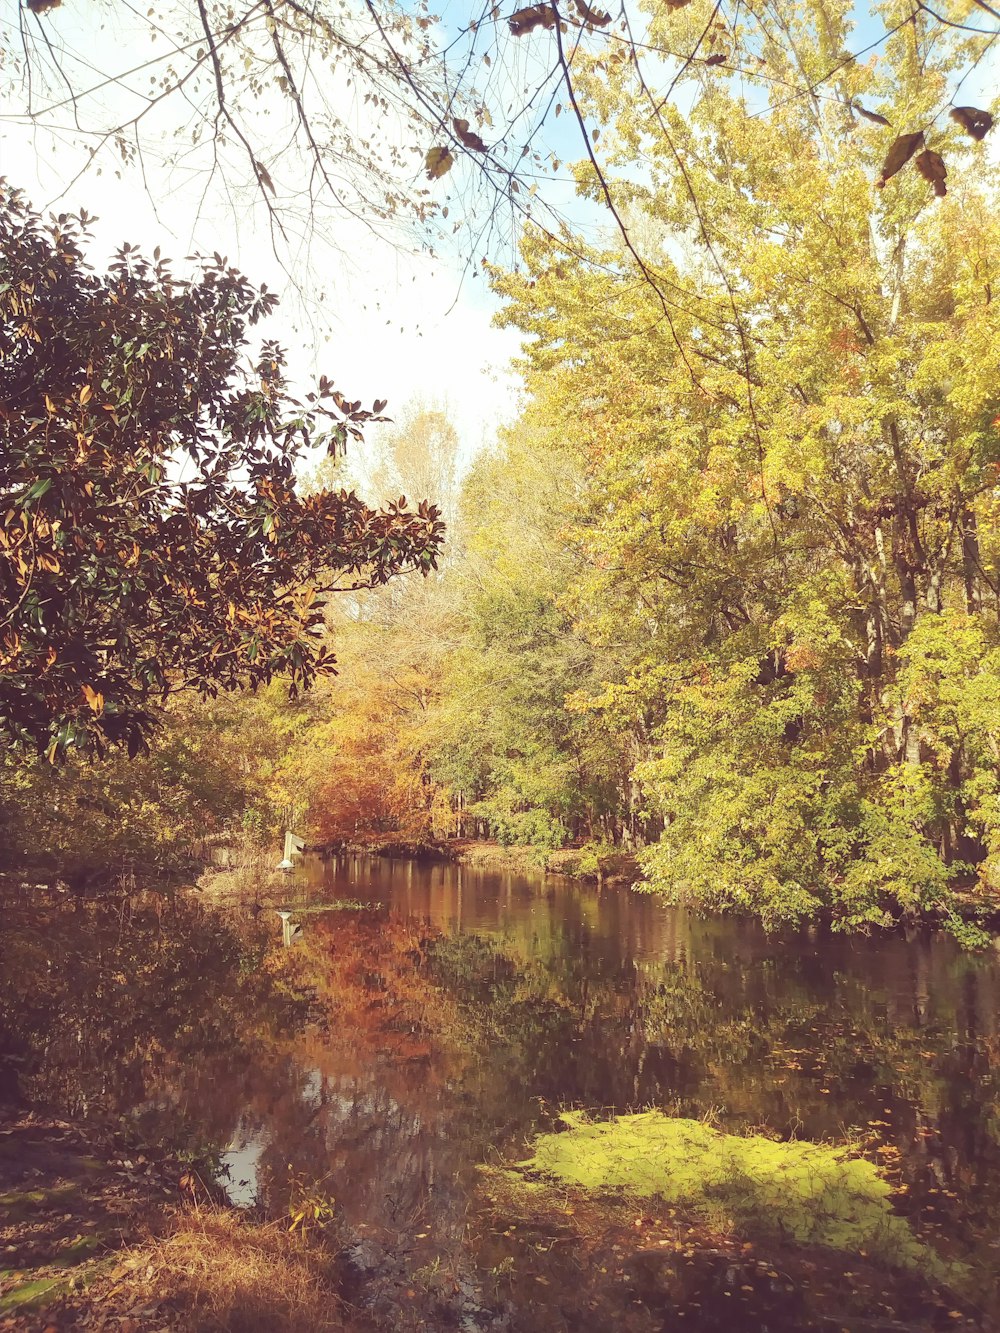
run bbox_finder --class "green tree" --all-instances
[494,0,1000,935]
[0,183,443,759]
[425,416,632,846]
[0,693,283,887]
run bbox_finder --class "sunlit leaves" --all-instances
[489,6,1000,938]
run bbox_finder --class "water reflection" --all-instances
[4,859,1000,1317]
[287,854,1000,1292]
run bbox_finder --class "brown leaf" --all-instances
[663,0,694,9]
[573,0,611,24]
[915,149,947,197]
[79,384,93,405]
[874,131,924,189]
[704,52,727,66]
[255,162,276,195]
[508,3,558,35]
[425,146,455,180]
[854,103,891,128]
[26,0,61,11]
[453,118,488,152]
[950,106,993,141]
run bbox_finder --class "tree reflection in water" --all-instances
[3,860,1000,1326]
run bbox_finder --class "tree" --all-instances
[271,405,465,842]
[423,415,634,846]
[0,182,444,758]
[3,0,996,287]
[0,692,284,886]
[493,0,1000,936]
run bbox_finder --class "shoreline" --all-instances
[297,838,1000,939]
[306,835,641,886]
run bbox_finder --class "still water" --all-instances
[5,854,1000,1324]
[265,859,1000,1283]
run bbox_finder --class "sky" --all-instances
[4,0,996,475]
[0,0,538,469]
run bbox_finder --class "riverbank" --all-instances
[0,886,361,1330]
[309,835,640,885]
[0,1113,353,1331]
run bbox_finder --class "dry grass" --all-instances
[89,1207,359,1332]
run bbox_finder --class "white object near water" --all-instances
[276,909,302,947]
[276,829,305,872]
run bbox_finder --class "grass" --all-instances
[78,1206,355,1331]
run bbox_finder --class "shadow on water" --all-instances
[3,856,1000,1328]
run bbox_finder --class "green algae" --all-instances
[0,1184,79,1221]
[0,1275,70,1313]
[514,1111,943,1274]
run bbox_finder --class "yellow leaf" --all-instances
[425,146,455,180]
[79,384,93,404]
[82,683,105,713]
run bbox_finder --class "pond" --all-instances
[4,854,1000,1329]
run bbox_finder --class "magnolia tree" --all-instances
[0,182,444,759]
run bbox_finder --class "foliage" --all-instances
[286,1170,336,1239]
[422,420,634,846]
[490,0,1000,934]
[0,184,443,759]
[0,694,279,886]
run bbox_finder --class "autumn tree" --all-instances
[494,0,1000,937]
[0,182,444,759]
[4,0,996,285]
[271,404,464,842]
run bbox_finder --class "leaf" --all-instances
[704,52,727,66]
[915,149,947,198]
[854,103,891,127]
[874,132,924,189]
[24,476,53,504]
[572,0,611,25]
[453,118,488,152]
[425,146,455,180]
[255,161,276,195]
[949,106,993,141]
[663,0,694,9]
[82,683,105,714]
[26,0,62,11]
[79,384,93,404]
[508,4,558,36]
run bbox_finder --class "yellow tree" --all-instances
[494,0,1000,938]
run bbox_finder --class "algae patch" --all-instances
[514,1111,935,1272]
